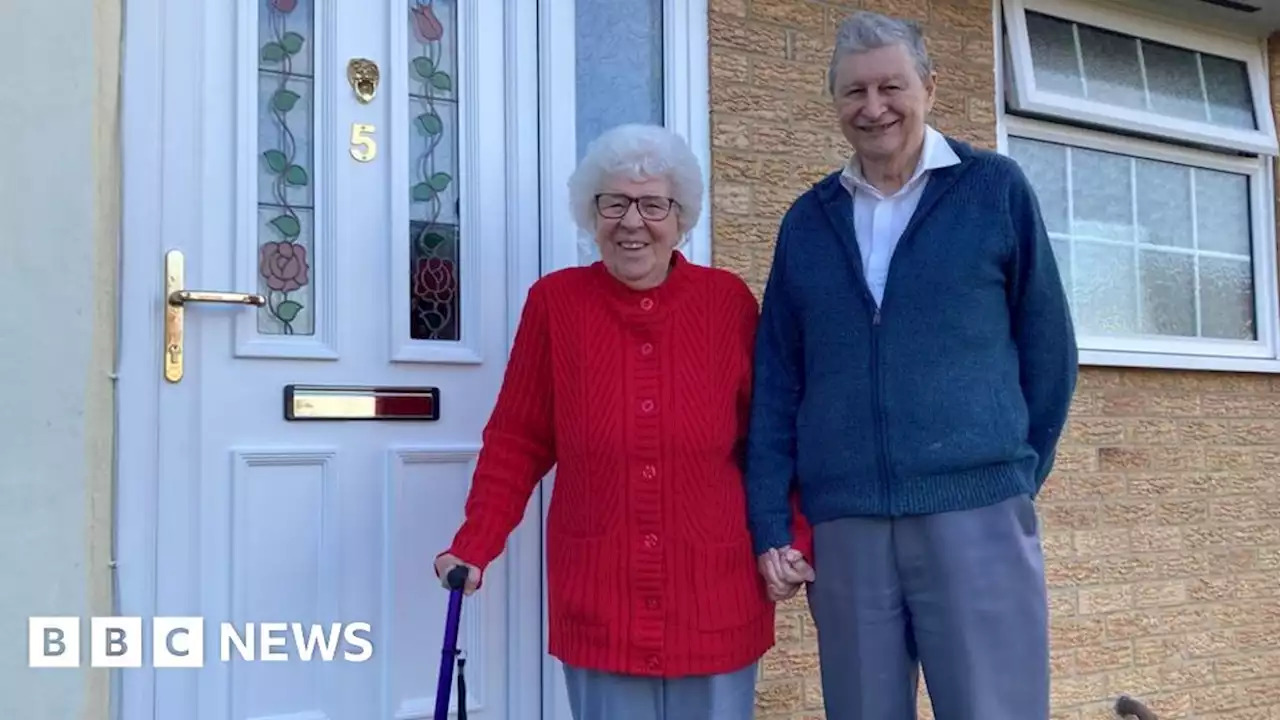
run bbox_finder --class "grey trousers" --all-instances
[561,661,758,720]
[806,493,1049,720]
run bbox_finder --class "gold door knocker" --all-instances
[347,58,379,103]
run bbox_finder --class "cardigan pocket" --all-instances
[546,534,615,627]
[687,541,766,631]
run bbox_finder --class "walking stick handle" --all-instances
[446,564,471,591]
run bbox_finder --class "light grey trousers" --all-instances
[561,661,758,720]
[806,493,1050,720]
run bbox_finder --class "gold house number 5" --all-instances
[350,123,377,162]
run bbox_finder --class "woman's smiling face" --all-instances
[593,175,680,290]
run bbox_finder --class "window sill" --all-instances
[1079,349,1280,374]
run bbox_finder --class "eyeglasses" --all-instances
[594,193,678,221]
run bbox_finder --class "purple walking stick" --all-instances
[434,565,470,720]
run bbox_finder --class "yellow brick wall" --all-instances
[707,1,1280,718]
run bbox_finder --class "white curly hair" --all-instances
[567,123,704,239]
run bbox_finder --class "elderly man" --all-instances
[745,10,1077,720]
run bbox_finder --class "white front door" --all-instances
[117,0,542,718]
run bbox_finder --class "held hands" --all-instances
[434,553,482,596]
[757,545,815,602]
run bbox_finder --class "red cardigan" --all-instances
[444,251,812,677]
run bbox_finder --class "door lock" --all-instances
[163,249,266,383]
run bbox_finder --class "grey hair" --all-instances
[567,123,704,238]
[827,11,934,94]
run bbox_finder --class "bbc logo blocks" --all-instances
[29,616,204,668]
[28,617,80,668]
[153,616,204,668]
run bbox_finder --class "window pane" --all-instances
[1051,238,1072,311]
[1008,136,1257,342]
[1071,148,1131,243]
[1076,241,1137,336]
[1143,42,1209,124]
[1026,13,1083,98]
[574,0,664,265]
[1135,159,1192,248]
[1076,24,1145,111]
[1196,169,1251,255]
[1139,249,1196,336]
[407,1,461,341]
[257,0,316,336]
[575,0,664,159]
[1202,55,1257,130]
[1201,257,1256,339]
[1008,137,1068,234]
[1022,11,1257,132]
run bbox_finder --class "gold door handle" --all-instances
[163,249,265,383]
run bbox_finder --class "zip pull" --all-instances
[873,309,881,325]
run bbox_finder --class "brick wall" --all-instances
[707,1,1280,718]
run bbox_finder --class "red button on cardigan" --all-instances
[443,252,812,678]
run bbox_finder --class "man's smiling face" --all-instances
[831,43,936,165]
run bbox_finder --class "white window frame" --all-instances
[538,0,711,275]
[1002,0,1279,156]
[997,0,1280,373]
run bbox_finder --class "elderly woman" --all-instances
[434,123,813,719]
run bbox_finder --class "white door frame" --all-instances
[504,0,547,717]
[534,1,710,717]
[115,0,544,717]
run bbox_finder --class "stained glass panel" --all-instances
[408,0,460,341]
[257,0,316,336]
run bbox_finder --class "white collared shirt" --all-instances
[838,125,961,307]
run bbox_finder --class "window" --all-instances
[999,0,1280,371]
[540,0,711,272]
[574,0,666,162]
[573,0,667,266]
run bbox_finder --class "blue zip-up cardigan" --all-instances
[744,136,1079,555]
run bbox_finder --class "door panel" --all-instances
[124,1,539,718]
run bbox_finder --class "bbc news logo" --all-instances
[29,617,373,668]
